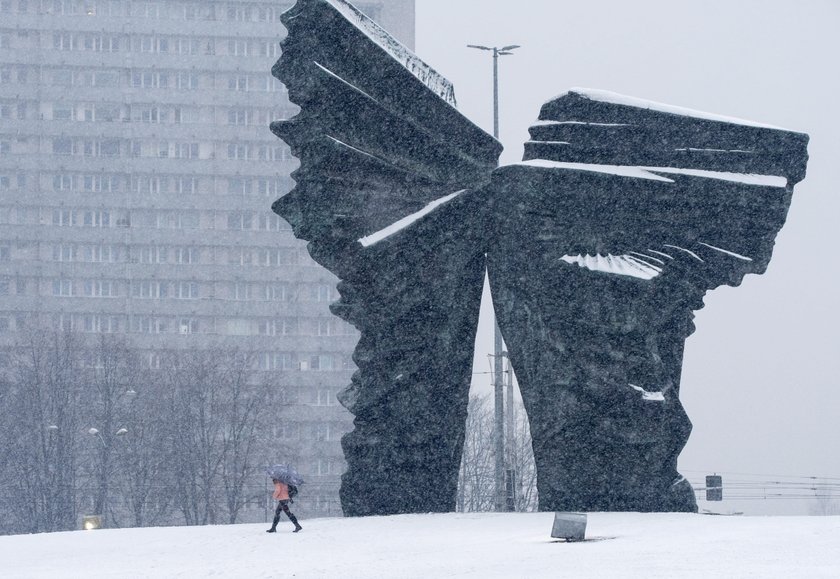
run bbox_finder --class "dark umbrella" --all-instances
[266,464,304,486]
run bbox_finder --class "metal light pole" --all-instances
[468,43,520,512]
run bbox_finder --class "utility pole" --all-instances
[467,43,520,513]
[505,351,516,511]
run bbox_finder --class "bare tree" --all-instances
[78,335,142,527]
[112,373,174,527]
[0,328,288,534]
[457,395,496,512]
[220,351,270,523]
[457,393,538,513]
[1,329,84,532]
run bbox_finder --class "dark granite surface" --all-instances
[271,0,809,515]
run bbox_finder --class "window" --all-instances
[233,283,252,301]
[257,178,290,197]
[138,245,168,263]
[132,280,167,298]
[228,247,252,265]
[82,209,110,227]
[175,281,198,299]
[314,422,330,441]
[317,319,335,336]
[51,69,73,86]
[52,208,76,226]
[175,72,198,90]
[228,177,252,195]
[52,279,74,296]
[264,284,287,301]
[228,108,249,125]
[273,423,300,440]
[84,245,119,263]
[261,352,293,371]
[52,174,73,190]
[176,176,197,194]
[135,1,162,18]
[226,318,253,335]
[259,214,286,231]
[175,247,198,264]
[227,5,250,21]
[53,137,72,155]
[258,318,295,336]
[313,459,339,476]
[178,318,198,334]
[228,39,248,56]
[172,38,199,54]
[91,71,118,87]
[84,280,117,297]
[228,75,249,91]
[139,106,162,123]
[173,107,199,124]
[52,244,76,262]
[173,142,199,159]
[313,284,333,302]
[138,35,168,53]
[81,174,118,193]
[131,316,167,334]
[227,211,253,230]
[183,4,199,20]
[82,314,120,333]
[257,39,280,58]
[310,354,335,371]
[227,143,248,160]
[131,71,168,88]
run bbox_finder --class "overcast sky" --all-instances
[414,0,840,512]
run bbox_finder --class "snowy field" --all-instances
[2,512,839,578]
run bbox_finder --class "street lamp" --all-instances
[84,427,128,529]
[466,44,520,139]
[467,42,520,513]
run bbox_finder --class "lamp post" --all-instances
[86,426,128,527]
[467,43,520,513]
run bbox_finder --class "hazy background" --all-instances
[414,0,840,513]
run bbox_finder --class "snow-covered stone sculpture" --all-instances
[270,0,809,515]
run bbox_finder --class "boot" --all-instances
[266,527,276,533]
[289,513,302,532]
[266,514,281,533]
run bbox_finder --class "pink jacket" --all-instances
[272,480,290,501]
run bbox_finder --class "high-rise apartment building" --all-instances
[0,0,415,519]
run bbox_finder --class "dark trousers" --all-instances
[271,499,300,529]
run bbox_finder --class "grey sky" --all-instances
[415,0,840,511]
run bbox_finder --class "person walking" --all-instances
[267,478,302,533]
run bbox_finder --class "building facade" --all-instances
[0,0,415,521]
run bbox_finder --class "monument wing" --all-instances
[270,0,500,516]
[484,89,809,512]
[271,0,501,272]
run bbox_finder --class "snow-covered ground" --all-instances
[2,512,839,578]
